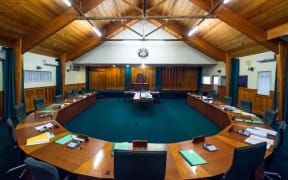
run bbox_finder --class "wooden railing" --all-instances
[24,86,56,112]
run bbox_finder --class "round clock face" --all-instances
[137,48,149,58]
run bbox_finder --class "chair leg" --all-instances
[264,171,281,180]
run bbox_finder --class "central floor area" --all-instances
[65,97,220,143]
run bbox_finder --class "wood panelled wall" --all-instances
[0,91,3,120]
[131,66,155,90]
[162,67,198,90]
[64,83,86,94]
[90,67,125,90]
[24,86,56,112]
[201,85,227,101]
[237,87,274,116]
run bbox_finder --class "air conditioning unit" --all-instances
[0,48,6,59]
[69,64,80,71]
[43,59,59,66]
[256,53,275,63]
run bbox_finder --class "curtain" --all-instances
[229,58,239,106]
[197,67,202,92]
[155,66,162,91]
[283,59,288,123]
[85,66,90,90]
[55,59,63,95]
[273,68,278,110]
[3,48,16,119]
[125,66,131,90]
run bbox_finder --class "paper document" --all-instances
[244,135,274,149]
[254,127,277,136]
[35,123,54,131]
[246,128,267,138]
[179,149,207,166]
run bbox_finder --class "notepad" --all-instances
[179,149,207,166]
[112,142,129,156]
[26,132,51,146]
[54,134,76,145]
[244,120,264,124]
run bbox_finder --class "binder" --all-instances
[179,149,207,166]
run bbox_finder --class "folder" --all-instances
[244,120,264,124]
[112,142,129,156]
[54,134,76,145]
[26,132,51,146]
[179,149,207,166]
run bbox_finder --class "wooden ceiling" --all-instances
[0,0,287,62]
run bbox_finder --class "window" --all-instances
[213,76,219,85]
[202,76,211,85]
[24,70,52,82]
[257,71,271,95]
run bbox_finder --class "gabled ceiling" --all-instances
[0,0,287,62]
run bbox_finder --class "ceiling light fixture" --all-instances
[63,0,71,7]
[223,0,230,4]
[188,25,199,36]
[92,26,102,37]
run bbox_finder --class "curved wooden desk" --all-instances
[16,93,273,180]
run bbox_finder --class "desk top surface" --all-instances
[16,93,274,179]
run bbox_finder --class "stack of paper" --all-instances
[254,127,277,136]
[244,135,274,149]
[246,128,267,138]
[26,132,53,146]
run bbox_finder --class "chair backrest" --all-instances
[263,109,278,126]
[72,89,79,96]
[239,99,252,113]
[222,142,267,180]
[24,157,60,180]
[6,118,17,145]
[66,91,73,99]
[136,73,145,83]
[33,97,45,110]
[55,94,63,103]
[223,96,232,106]
[274,121,286,151]
[114,150,167,180]
[13,102,26,122]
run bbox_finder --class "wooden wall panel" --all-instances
[24,86,56,112]
[90,67,125,90]
[64,83,86,94]
[162,67,198,90]
[0,91,3,120]
[237,87,274,115]
[218,85,227,101]
[131,66,155,90]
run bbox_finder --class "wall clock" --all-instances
[137,48,149,58]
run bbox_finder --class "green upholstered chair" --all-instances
[114,150,167,180]
[222,142,267,180]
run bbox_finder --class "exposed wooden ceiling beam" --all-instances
[149,19,226,62]
[190,0,279,54]
[67,20,139,61]
[22,0,104,53]
[267,22,288,40]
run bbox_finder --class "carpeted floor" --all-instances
[65,97,220,143]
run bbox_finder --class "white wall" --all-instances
[23,52,57,88]
[202,51,276,90]
[74,21,217,65]
[239,51,276,90]
[65,61,86,84]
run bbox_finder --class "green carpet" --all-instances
[65,97,220,143]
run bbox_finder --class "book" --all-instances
[179,149,207,166]
[112,142,129,156]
